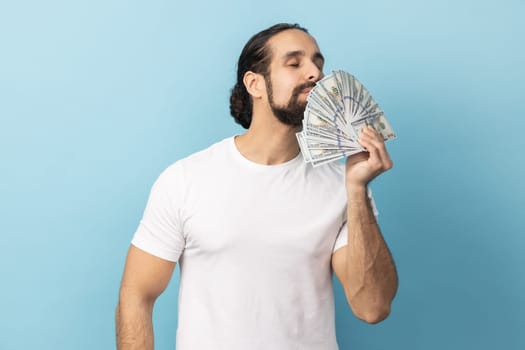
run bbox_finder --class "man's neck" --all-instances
[234,117,301,166]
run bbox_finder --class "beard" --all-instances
[265,77,315,127]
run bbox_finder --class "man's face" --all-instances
[264,29,325,126]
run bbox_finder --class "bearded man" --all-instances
[116,23,398,350]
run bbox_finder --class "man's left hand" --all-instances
[345,126,393,189]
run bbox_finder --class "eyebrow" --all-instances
[283,50,325,64]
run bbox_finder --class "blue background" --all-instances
[1,0,523,349]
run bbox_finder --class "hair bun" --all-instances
[229,83,252,129]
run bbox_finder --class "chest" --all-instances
[180,170,346,261]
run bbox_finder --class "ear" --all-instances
[243,71,266,99]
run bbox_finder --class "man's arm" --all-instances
[116,245,176,350]
[332,126,398,324]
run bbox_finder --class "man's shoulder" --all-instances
[161,136,233,177]
[181,136,232,164]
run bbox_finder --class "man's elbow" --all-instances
[352,303,392,324]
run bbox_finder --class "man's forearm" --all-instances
[116,296,154,350]
[344,185,398,323]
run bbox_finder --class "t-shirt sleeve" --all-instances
[131,164,186,262]
[332,187,379,252]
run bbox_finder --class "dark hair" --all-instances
[229,23,308,129]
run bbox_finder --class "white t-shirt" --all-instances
[132,136,378,350]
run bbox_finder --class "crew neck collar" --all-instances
[228,136,303,170]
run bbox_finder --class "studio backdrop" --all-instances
[0,0,523,349]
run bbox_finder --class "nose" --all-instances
[306,61,323,82]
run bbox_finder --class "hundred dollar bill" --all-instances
[350,114,396,142]
[308,91,346,128]
[296,132,312,162]
[302,136,357,150]
[316,74,345,114]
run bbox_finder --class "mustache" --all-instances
[292,82,316,95]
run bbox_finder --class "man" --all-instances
[116,23,398,350]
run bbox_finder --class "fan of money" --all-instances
[296,70,396,167]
